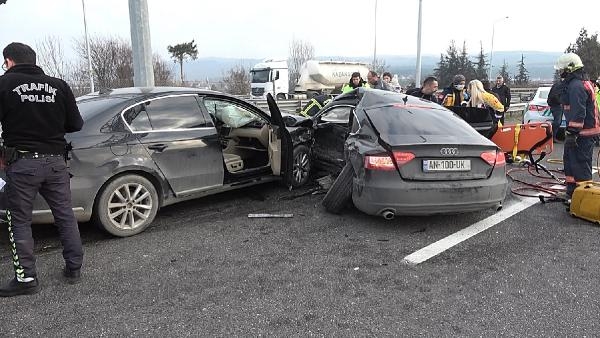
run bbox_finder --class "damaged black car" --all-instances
[304,88,508,218]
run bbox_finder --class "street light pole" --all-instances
[81,0,94,93]
[488,16,509,80]
[415,0,423,86]
[373,0,377,66]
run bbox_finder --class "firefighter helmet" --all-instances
[554,53,584,73]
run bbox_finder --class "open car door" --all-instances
[266,94,294,187]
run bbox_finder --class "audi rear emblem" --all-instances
[440,148,458,156]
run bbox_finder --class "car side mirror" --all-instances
[273,70,280,81]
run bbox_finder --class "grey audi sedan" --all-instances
[0,87,309,237]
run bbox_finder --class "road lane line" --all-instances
[402,198,539,265]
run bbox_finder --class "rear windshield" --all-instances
[364,104,476,137]
[77,97,129,120]
[537,89,549,99]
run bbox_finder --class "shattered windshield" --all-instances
[251,69,270,83]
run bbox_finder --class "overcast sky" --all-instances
[1,0,598,62]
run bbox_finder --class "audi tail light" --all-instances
[480,151,505,166]
[528,104,548,112]
[365,152,415,170]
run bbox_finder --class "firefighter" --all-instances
[554,53,600,204]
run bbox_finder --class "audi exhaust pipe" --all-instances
[381,209,395,220]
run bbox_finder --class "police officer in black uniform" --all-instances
[0,42,84,297]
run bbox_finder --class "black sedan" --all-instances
[310,89,508,218]
[0,87,310,236]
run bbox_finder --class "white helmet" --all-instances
[554,53,583,73]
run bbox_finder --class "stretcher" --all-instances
[490,122,553,160]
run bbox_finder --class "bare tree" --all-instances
[371,58,387,76]
[288,39,314,92]
[36,36,70,79]
[153,54,175,86]
[222,64,250,95]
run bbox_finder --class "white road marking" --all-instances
[402,198,539,265]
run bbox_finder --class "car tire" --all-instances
[276,93,286,100]
[291,145,311,188]
[94,174,159,237]
[322,162,353,214]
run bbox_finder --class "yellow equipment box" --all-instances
[570,181,600,224]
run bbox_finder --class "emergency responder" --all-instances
[298,94,331,117]
[341,72,367,93]
[547,77,564,143]
[554,53,600,205]
[466,79,504,115]
[0,42,84,297]
[491,75,511,124]
[441,74,469,107]
[406,76,439,103]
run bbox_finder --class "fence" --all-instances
[246,88,535,115]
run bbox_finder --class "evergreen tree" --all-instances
[514,54,529,86]
[434,40,476,87]
[498,60,512,85]
[474,42,488,80]
[457,41,476,80]
[167,40,198,84]
[566,27,600,80]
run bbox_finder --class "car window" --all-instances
[537,89,550,100]
[320,106,352,124]
[123,95,207,131]
[203,98,262,128]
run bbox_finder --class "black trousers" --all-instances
[563,136,595,197]
[5,157,83,280]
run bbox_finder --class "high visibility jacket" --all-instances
[342,82,368,93]
[441,87,468,107]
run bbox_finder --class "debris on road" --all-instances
[248,213,294,218]
[316,175,334,190]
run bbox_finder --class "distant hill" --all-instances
[184,51,561,82]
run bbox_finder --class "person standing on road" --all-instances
[341,72,367,93]
[547,78,565,143]
[0,42,84,297]
[367,70,391,91]
[441,74,468,107]
[406,76,439,103]
[491,75,511,124]
[554,52,600,204]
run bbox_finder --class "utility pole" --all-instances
[415,0,423,86]
[129,0,154,87]
[81,0,94,93]
[488,16,509,80]
[373,0,377,66]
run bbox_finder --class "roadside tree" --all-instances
[513,54,529,86]
[167,40,198,84]
[288,39,314,94]
[474,42,488,81]
[222,64,250,95]
[498,60,512,85]
[566,28,600,80]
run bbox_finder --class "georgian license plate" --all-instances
[423,159,471,172]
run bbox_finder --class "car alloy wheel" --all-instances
[291,145,311,187]
[95,174,159,237]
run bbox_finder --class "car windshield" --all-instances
[77,97,129,120]
[251,69,270,83]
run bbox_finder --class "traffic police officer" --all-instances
[554,52,600,204]
[0,42,84,297]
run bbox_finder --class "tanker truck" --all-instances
[250,59,369,99]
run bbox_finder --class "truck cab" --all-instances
[250,59,289,100]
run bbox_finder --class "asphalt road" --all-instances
[1,143,599,336]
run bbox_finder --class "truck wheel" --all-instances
[94,174,159,237]
[322,163,353,214]
[276,93,286,100]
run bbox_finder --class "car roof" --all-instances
[76,86,224,101]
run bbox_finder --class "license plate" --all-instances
[423,159,471,172]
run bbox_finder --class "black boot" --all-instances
[63,267,81,285]
[0,277,40,297]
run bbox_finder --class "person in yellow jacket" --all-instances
[341,72,368,93]
[466,79,505,124]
